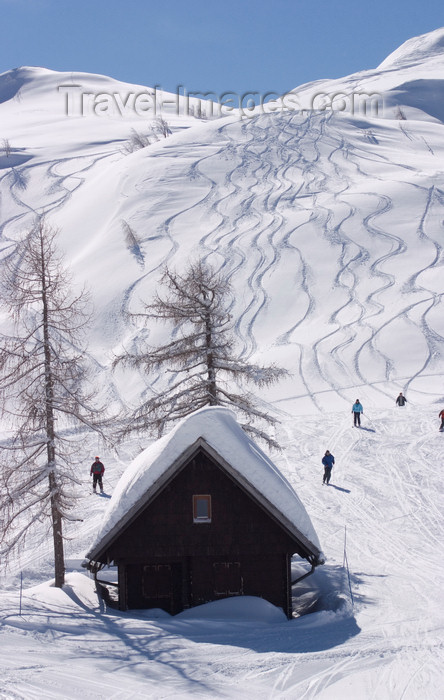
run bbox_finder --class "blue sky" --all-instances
[1,0,443,96]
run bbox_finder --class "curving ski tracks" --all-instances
[1,108,443,411]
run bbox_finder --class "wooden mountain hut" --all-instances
[84,407,324,618]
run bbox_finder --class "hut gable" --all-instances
[85,407,324,617]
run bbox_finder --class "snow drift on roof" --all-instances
[87,407,322,558]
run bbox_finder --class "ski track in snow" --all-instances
[2,108,442,413]
[138,110,443,411]
[0,151,116,236]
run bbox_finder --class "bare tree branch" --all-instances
[0,218,111,585]
[114,259,289,448]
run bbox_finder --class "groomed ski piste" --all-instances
[0,28,444,699]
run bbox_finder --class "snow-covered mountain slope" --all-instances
[3,30,443,416]
[1,30,444,698]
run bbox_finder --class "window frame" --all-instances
[192,494,212,523]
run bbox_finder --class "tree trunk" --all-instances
[205,313,217,405]
[49,470,65,587]
[41,230,65,587]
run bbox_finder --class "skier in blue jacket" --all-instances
[322,450,335,484]
[352,400,363,426]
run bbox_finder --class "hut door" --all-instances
[213,562,242,597]
[142,563,183,614]
[143,564,172,597]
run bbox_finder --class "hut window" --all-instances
[193,494,212,523]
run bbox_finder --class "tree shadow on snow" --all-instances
[59,567,361,661]
[59,579,219,696]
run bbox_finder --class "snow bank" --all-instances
[175,595,287,623]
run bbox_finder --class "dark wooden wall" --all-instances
[106,450,299,616]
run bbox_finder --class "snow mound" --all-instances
[24,572,100,611]
[175,595,287,623]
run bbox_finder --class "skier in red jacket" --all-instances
[439,410,444,432]
[90,457,105,493]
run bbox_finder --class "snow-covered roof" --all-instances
[85,407,323,563]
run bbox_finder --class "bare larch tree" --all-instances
[114,259,288,448]
[0,219,107,587]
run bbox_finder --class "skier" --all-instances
[439,409,444,432]
[90,456,105,493]
[352,399,363,427]
[322,450,335,485]
[396,392,407,406]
